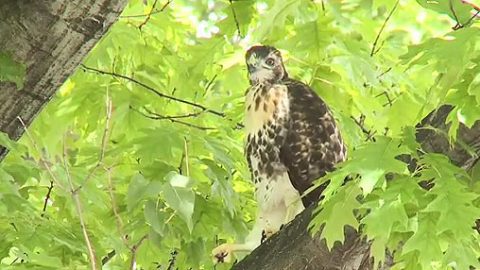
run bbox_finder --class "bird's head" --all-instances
[245,45,288,85]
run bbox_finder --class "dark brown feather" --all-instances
[279,79,346,207]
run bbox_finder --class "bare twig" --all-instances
[138,0,159,30]
[178,151,185,174]
[203,74,218,96]
[16,117,66,190]
[81,64,225,118]
[101,250,116,266]
[350,114,376,142]
[130,234,149,270]
[374,91,394,107]
[143,107,204,120]
[377,67,392,79]
[370,0,400,56]
[450,0,463,29]
[121,0,171,18]
[464,10,480,27]
[166,250,178,270]
[106,168,129,248]
[130,106,215,131]
[183,137,189,176]
[229,0,243,38]
[73,94,113,193]
[41,180,54,213]
[63,136,98,269]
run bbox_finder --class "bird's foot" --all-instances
[261,227,278,243]
[212,243,234,264]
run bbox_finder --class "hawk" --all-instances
[212,45,346,263]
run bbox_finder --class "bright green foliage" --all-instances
[1,0,480,269]
[0,52,26,89]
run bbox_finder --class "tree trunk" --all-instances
[0,0,128,160]
[232,105,480,270]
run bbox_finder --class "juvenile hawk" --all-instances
[212,45,346,263]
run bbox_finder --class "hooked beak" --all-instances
[247,65,256,73]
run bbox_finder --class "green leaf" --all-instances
[126,173,162,211]
[144,199,167,236]
[310,183,361,249]
[402,213,443,269]
[162,173,195,232]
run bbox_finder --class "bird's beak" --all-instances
[247,65,256,73]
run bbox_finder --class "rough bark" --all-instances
[0,0,128,160]
[232,105,480,270]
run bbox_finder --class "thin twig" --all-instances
[130,106,215,131]
[350,115,376,142]
[130,235,149,270]
[63,136,98,269]
[106,168,129,248]
[17,117,66,190]
[203,74,218,96]
[178,151,185,174]
[121,0,171,18]
[138,0,159,30]
[101,250,116,266]
[183,137,189,177]
[450,0,463,29]
[229,0,243,38]
[143,107,204,119]
[377,67,392,79]
[464,10,480,26]
[374,91,394,107]
[370,0,400,56]
[73,94,113,193]
[81,65,225,118]
[166,250,178,270]
[41,180,54,213]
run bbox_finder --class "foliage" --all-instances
[1,0,480,269]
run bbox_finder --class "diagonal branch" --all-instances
[121,0,171,18]
[370,0,400,56]
[130,106,215,131]
[80,64,226,117]
[63,135,98,269]
[138,0,159,30]
[17,117,66,191]
[229,0,243,38]
[130,234,149,270]
[73,92,113,193]
[41,180,54,213]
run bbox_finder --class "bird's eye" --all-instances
[265,58,275,66]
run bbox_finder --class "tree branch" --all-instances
[138,0,159,30]
[63,135,98,269]
[41,180,54,213]
[80,64,226,117]
[73,93,113,193]
[229,0,243,38]
[370,0,399,56]
[130,234,148,270]
[16,116,66,191]
[121,0,171,18]
[130,106,215,131]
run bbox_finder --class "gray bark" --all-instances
[0,0,128,160]
[232,105,480,270]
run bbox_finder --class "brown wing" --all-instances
[279,79,346,207]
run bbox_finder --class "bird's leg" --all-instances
[212,213,265,264]
[211,243,257,264]
[283,196,304,225]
